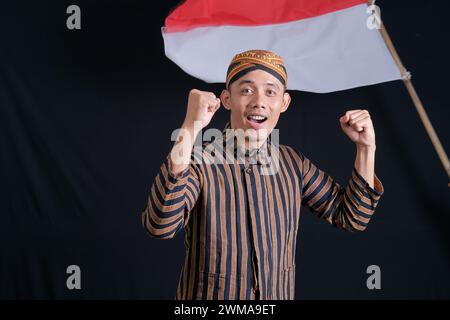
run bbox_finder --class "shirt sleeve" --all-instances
[300,151,384,232]
[141,153,202,239]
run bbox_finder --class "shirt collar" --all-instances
[220,121,272,165]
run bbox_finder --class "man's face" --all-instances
[220,69,291,147]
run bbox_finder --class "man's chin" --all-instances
[244,126,270,134]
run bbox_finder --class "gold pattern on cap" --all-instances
[226,49,288,88]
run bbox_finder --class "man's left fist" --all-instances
[339,109,376,149]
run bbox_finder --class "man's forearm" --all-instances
[168,89,221,176]
[354,145,376,188]
[169,122,201,176]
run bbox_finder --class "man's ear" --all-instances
[220,89,231,110]
[281,91,291,113]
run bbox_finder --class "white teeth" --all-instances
[248,115,266,121]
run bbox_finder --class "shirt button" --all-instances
[245,167,252,174]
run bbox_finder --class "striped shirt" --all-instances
[141,122,384,300]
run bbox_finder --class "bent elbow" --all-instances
[141,210,182,240]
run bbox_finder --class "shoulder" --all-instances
[279,144,305,162]
[277,144,307,175]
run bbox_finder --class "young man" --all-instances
[142,49,384,300]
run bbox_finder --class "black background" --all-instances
[0,0,449,299]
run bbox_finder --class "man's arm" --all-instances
[298,109,383,232]
[299,152,383,232]
[141,89,221,239]
[354,145,376,188]
[340,109,377,188]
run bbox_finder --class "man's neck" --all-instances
[228,123,270,151]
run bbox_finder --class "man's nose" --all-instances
[250,92,267,109]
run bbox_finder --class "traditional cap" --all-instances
[226,49,288,89]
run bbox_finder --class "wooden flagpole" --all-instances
[368,0,450,186]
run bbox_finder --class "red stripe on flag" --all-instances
[165,0,368,32]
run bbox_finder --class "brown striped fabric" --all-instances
[141,122,384,300]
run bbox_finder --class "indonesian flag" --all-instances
[162,0,402,93]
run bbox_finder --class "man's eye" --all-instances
[267,90,276,96]
[242,88,252,94]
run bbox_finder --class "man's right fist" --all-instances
[183,89,221,130]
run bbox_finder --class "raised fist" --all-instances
[183,89,221,130]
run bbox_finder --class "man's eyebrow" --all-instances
[265,82,280,89]
[237,79,254,86]
[237,79,281,89]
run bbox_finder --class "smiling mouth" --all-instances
[246,115,268,124]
